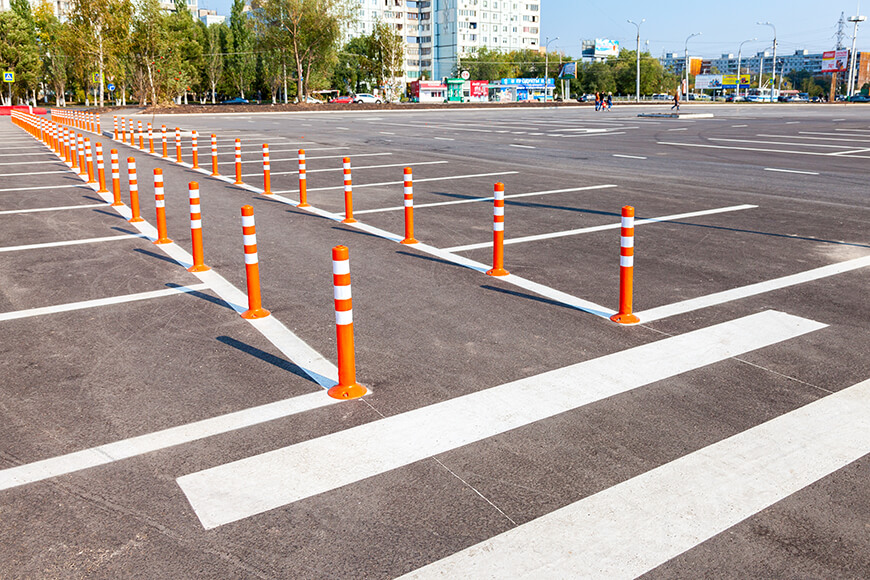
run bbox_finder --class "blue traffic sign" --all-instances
[107,83,116,92]
[3,72,13,83]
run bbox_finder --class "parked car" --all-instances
[725,95,746,102]
[329,95,355,104]
[222,97,249,105]
[353,93,382,104]
[848,94,870,102]
[297,95,323,104]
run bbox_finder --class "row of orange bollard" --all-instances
[49,108,101,135]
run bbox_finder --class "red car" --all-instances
[330,95,355,104]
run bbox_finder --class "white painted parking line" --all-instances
[757,133,870,143]
[612,154,647,159]
[509,144,535,149]
[444,204,757,253]
[0,203,104,215]
[658,141,870,159]
[0,284,210,322]
[799,131,870,138]
[273,171,519,194]
[0,390,338,491]
[0,170,70,177]
[177,310,824,529]
[785,121,800,124]
[830,147,870,156]
[352,185,618,216]
[434,137,454,141]
[636,255,870,323]
[667,127,688,131]
[0,160,66,166]
[0,184,90,192]
[235,151,391,165]
[0,233,145,253]
[835,128,870,133]
[763,167,820,175]
[731,124,748,127]
[402,375,867,580]
[710,138,848,149]
[241,160,447,178]
[379,131,395,135]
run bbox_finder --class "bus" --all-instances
[746,88,776,102]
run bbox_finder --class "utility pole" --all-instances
[847,12,867,97]
[628,19,645,102]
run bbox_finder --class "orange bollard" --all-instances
[127,157,144,223]
[84,137,95,183]
[96,115,101,136]
[610,205,640,324]
[297,149,309,207]
[153,169,172,244]
[129,120,135,146]
[161,125,168,158]
[341,157,356,223]
[401,167,418,244]
[210,134,219,176]
[69,130,78,168]
[175,127,182,163]
[191,130,199,168]
[262,144,271,194]
[110,149,123,206]
[77,135,87,177]
[239,205,271,319]
[96,143,108,193]
[147,122,154,153]
[138,120,144,150]
[486,182,509,276]
[113,116,118,140]
[187,182,209,272]
[64,128,72,164]
[234,139,243,184]
[327,245,366,400]
[120,116,125,143]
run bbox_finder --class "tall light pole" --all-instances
[628,18,645,102]
[544,36,559,101]
[847,13,867,97]
[736,38,756,97]
[757,22,777,98]
[684,32,701,98]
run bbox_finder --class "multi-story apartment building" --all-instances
[350,0,541,86]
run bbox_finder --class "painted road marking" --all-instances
[786,120,800,124]
[830,147,870,156]
[273,172,519,195]
[242,160,447,178]
[0,160,68,166]
[434,137,454,141]
[176,310,824,529]
[0,203,105,215]
[509,144,536,149]
[710,138,848,149]
[0,284,210,321]
[757,133,870,143]
[400,377,869,579]
[667,127,688,131]
[379,131,395,135]
[0,184,90,192]
[658,141,870,159]
[0,391,338,491]
[235,152,392,165]
[636,255,870,323]
[731,124,748,127]
[612,154,647,159]
[352,185,618,216]
[0,233,146,253]
[0,170,70,177]
[763,167,820,175]
[444,204,756,253]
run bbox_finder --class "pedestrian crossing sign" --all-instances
[3,72,13,83]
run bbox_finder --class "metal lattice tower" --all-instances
[836,12,847,49]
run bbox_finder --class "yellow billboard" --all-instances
[721,74,751,88]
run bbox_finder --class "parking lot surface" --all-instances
[1,102,869,578]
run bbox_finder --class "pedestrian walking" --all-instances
[594,92,601,111]
[606,92,613,110]
[671,90,680,111]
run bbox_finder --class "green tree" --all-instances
[165,0,203,103]
[200,21,226,103]
[0,9,40,105]
[582,61,615,93]
[33,0,70,105]
[226,0,255,99]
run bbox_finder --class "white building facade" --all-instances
[349,0,540,85]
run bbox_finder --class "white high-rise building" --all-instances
[349,0,540,85]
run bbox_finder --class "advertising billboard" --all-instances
[594,39,620,58]
[694,74,723,90]
[821,50,849,72]
[721,74,751,89]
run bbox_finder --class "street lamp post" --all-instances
[684,32,701,99]
[736,38,756,98]
[628,19,645,102]
[544,36,559,101]
[757,22,777,99]
[847,14,867,97]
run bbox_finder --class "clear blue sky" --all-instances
[540,0,865,58]
[198,0,867,58]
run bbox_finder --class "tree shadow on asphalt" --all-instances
[91,208,126,219]
[165,282,235,311]
[480,284,586,313]
[395,250,486,272]
[216,335,320,384]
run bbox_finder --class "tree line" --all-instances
[0,0,831,107]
